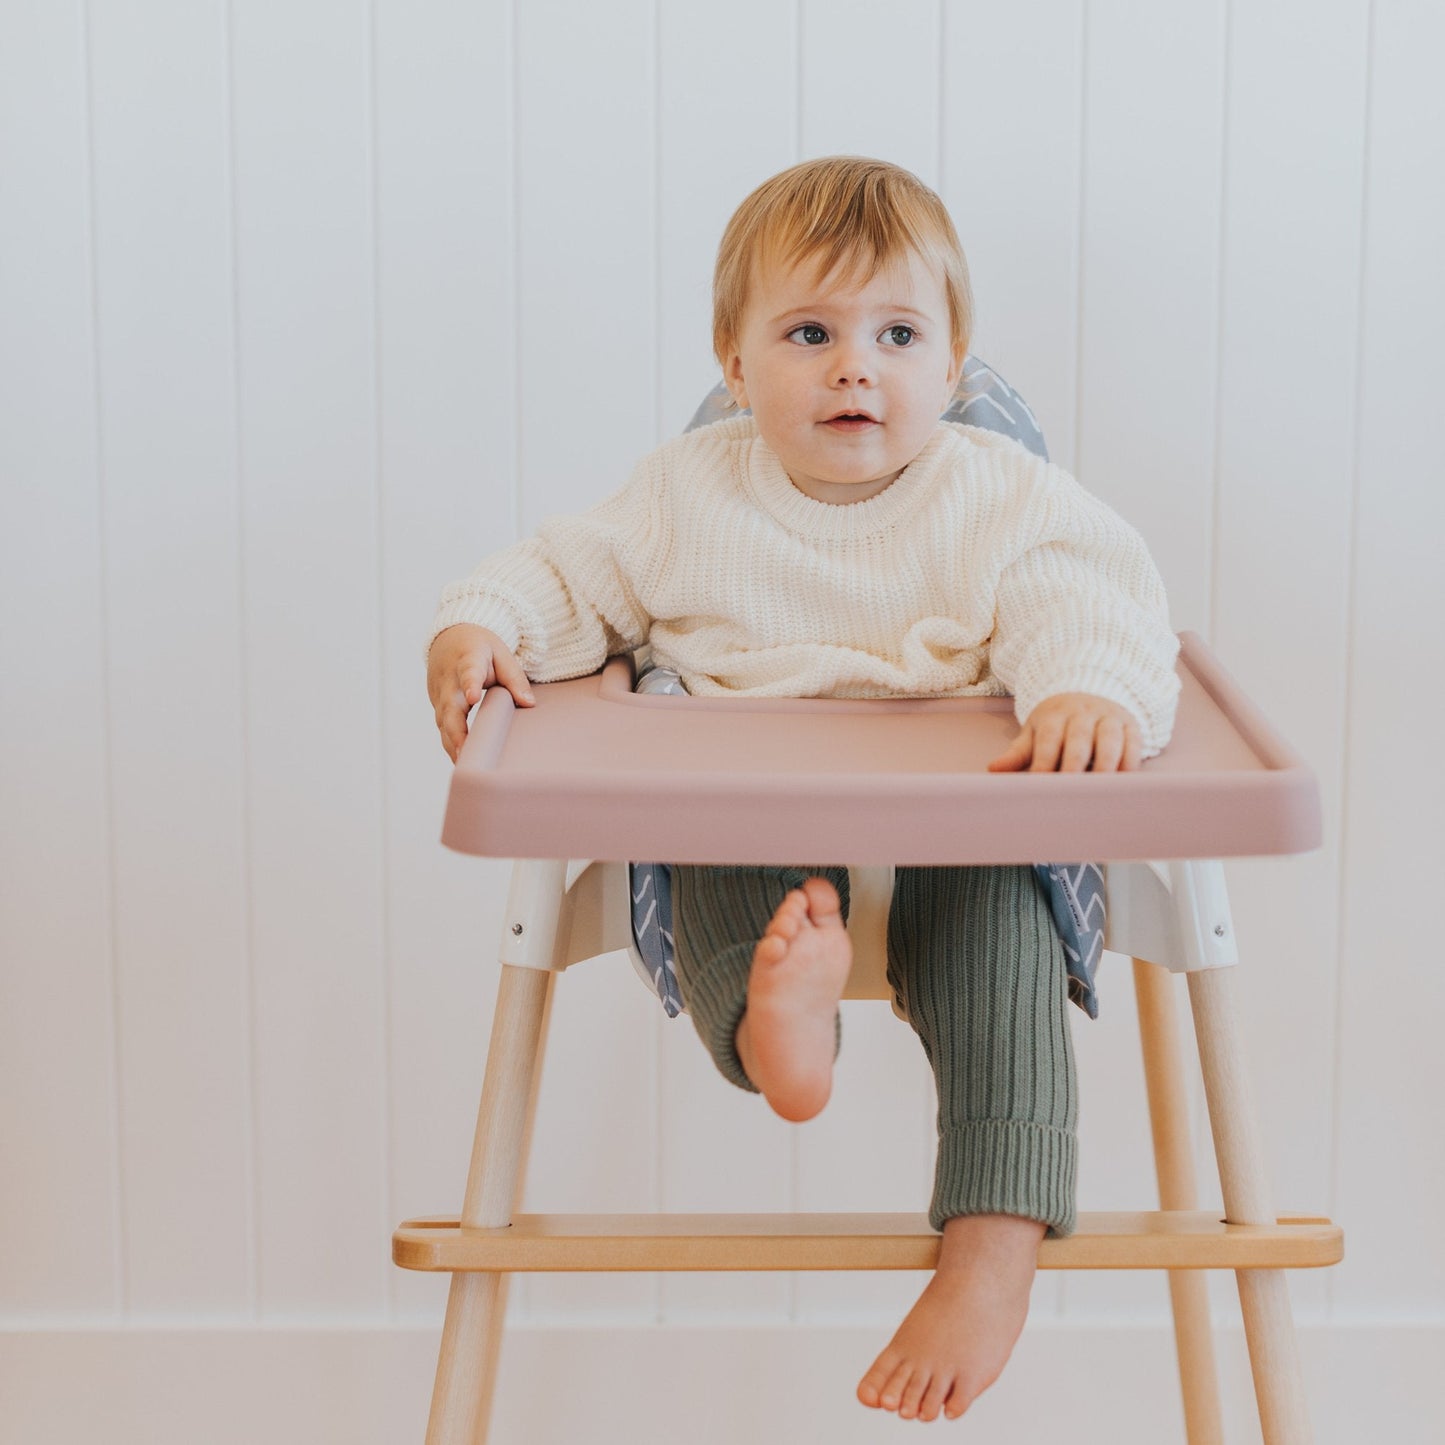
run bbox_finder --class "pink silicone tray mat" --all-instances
[443,631,1321,865]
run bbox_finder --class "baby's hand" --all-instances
[987,692,1143,773]
[427,623,536,763]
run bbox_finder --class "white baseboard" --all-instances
[1,1321,1438,1444]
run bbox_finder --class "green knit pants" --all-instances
[669,863,1078,1239]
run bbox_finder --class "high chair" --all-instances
[395,632,1341,1444]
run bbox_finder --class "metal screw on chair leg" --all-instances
[1213,924,1226,936]
[512,923,524,935]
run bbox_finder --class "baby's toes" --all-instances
[800,876,842,925]
[876,1360,914,1412]
[917,1372,954,1422]
[897,1368,931,1419]
[943,1380,976,1420]
[754,930,787,963]
[855,1352,901,1409]
[770,889,809,936]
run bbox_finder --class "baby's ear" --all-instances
[721,349,749,412]
[945,341,967,398]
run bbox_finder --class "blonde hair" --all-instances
[712,156,973,366]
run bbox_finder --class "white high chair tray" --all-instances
[443,630,1320,866]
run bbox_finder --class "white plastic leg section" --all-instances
[498,858,571,971]
[1103,860,1239,974]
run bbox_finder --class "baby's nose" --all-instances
[831,347,876,386]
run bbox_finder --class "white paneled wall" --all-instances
[2,1,1442,1440]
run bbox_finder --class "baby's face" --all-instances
[722,247,964,504]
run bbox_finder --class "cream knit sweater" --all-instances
[429,416,1181,755]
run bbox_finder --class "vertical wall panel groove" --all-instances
[222,0,262,1324]
[508,0,526,1323]
[1326,0,1376,1316]
[1201,0,1234,1325]
[363,0,397,1322]
[936,0,946,189]
[510,0,524,542]
[1070,0,1089,474]
[795,0,804,159]
[647,0,665,1327]
[80,0,129,1322]
[1206,0,1233,645]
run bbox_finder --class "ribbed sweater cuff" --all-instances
[424,598,522,664]
[931,1120,1077,1239]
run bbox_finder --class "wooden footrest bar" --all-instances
[393,1210,1342,1273]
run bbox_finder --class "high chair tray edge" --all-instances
[442,630,1321,866]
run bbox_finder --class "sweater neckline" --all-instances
[743,420,951,540]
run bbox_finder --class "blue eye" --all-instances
[786,324,829,345]
[880,325,915,347]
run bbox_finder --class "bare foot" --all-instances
[856,1213,1045,1421]
[733,876,851,1122]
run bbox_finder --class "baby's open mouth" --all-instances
[823,413,879,431]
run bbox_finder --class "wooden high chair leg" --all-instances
[1133,956,1224,1445]
[476,971,553,1438]
[425,859,567,1445]
[1187,963,1313,1445]
[426,962,554,1445]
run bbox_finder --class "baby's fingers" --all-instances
[1028,715,1067,772]
[1122,721,1143,771]
[492,650,536,707]
[1058,715,1098,772]
[436,691,471,763]
[1091,716,1125,772]
[987,724,1034,772]
[456,663,488,709]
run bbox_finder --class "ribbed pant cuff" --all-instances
[682,942,760,1093]
[931,1120,1078,1239]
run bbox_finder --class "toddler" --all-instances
[426,156,1179,1422]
